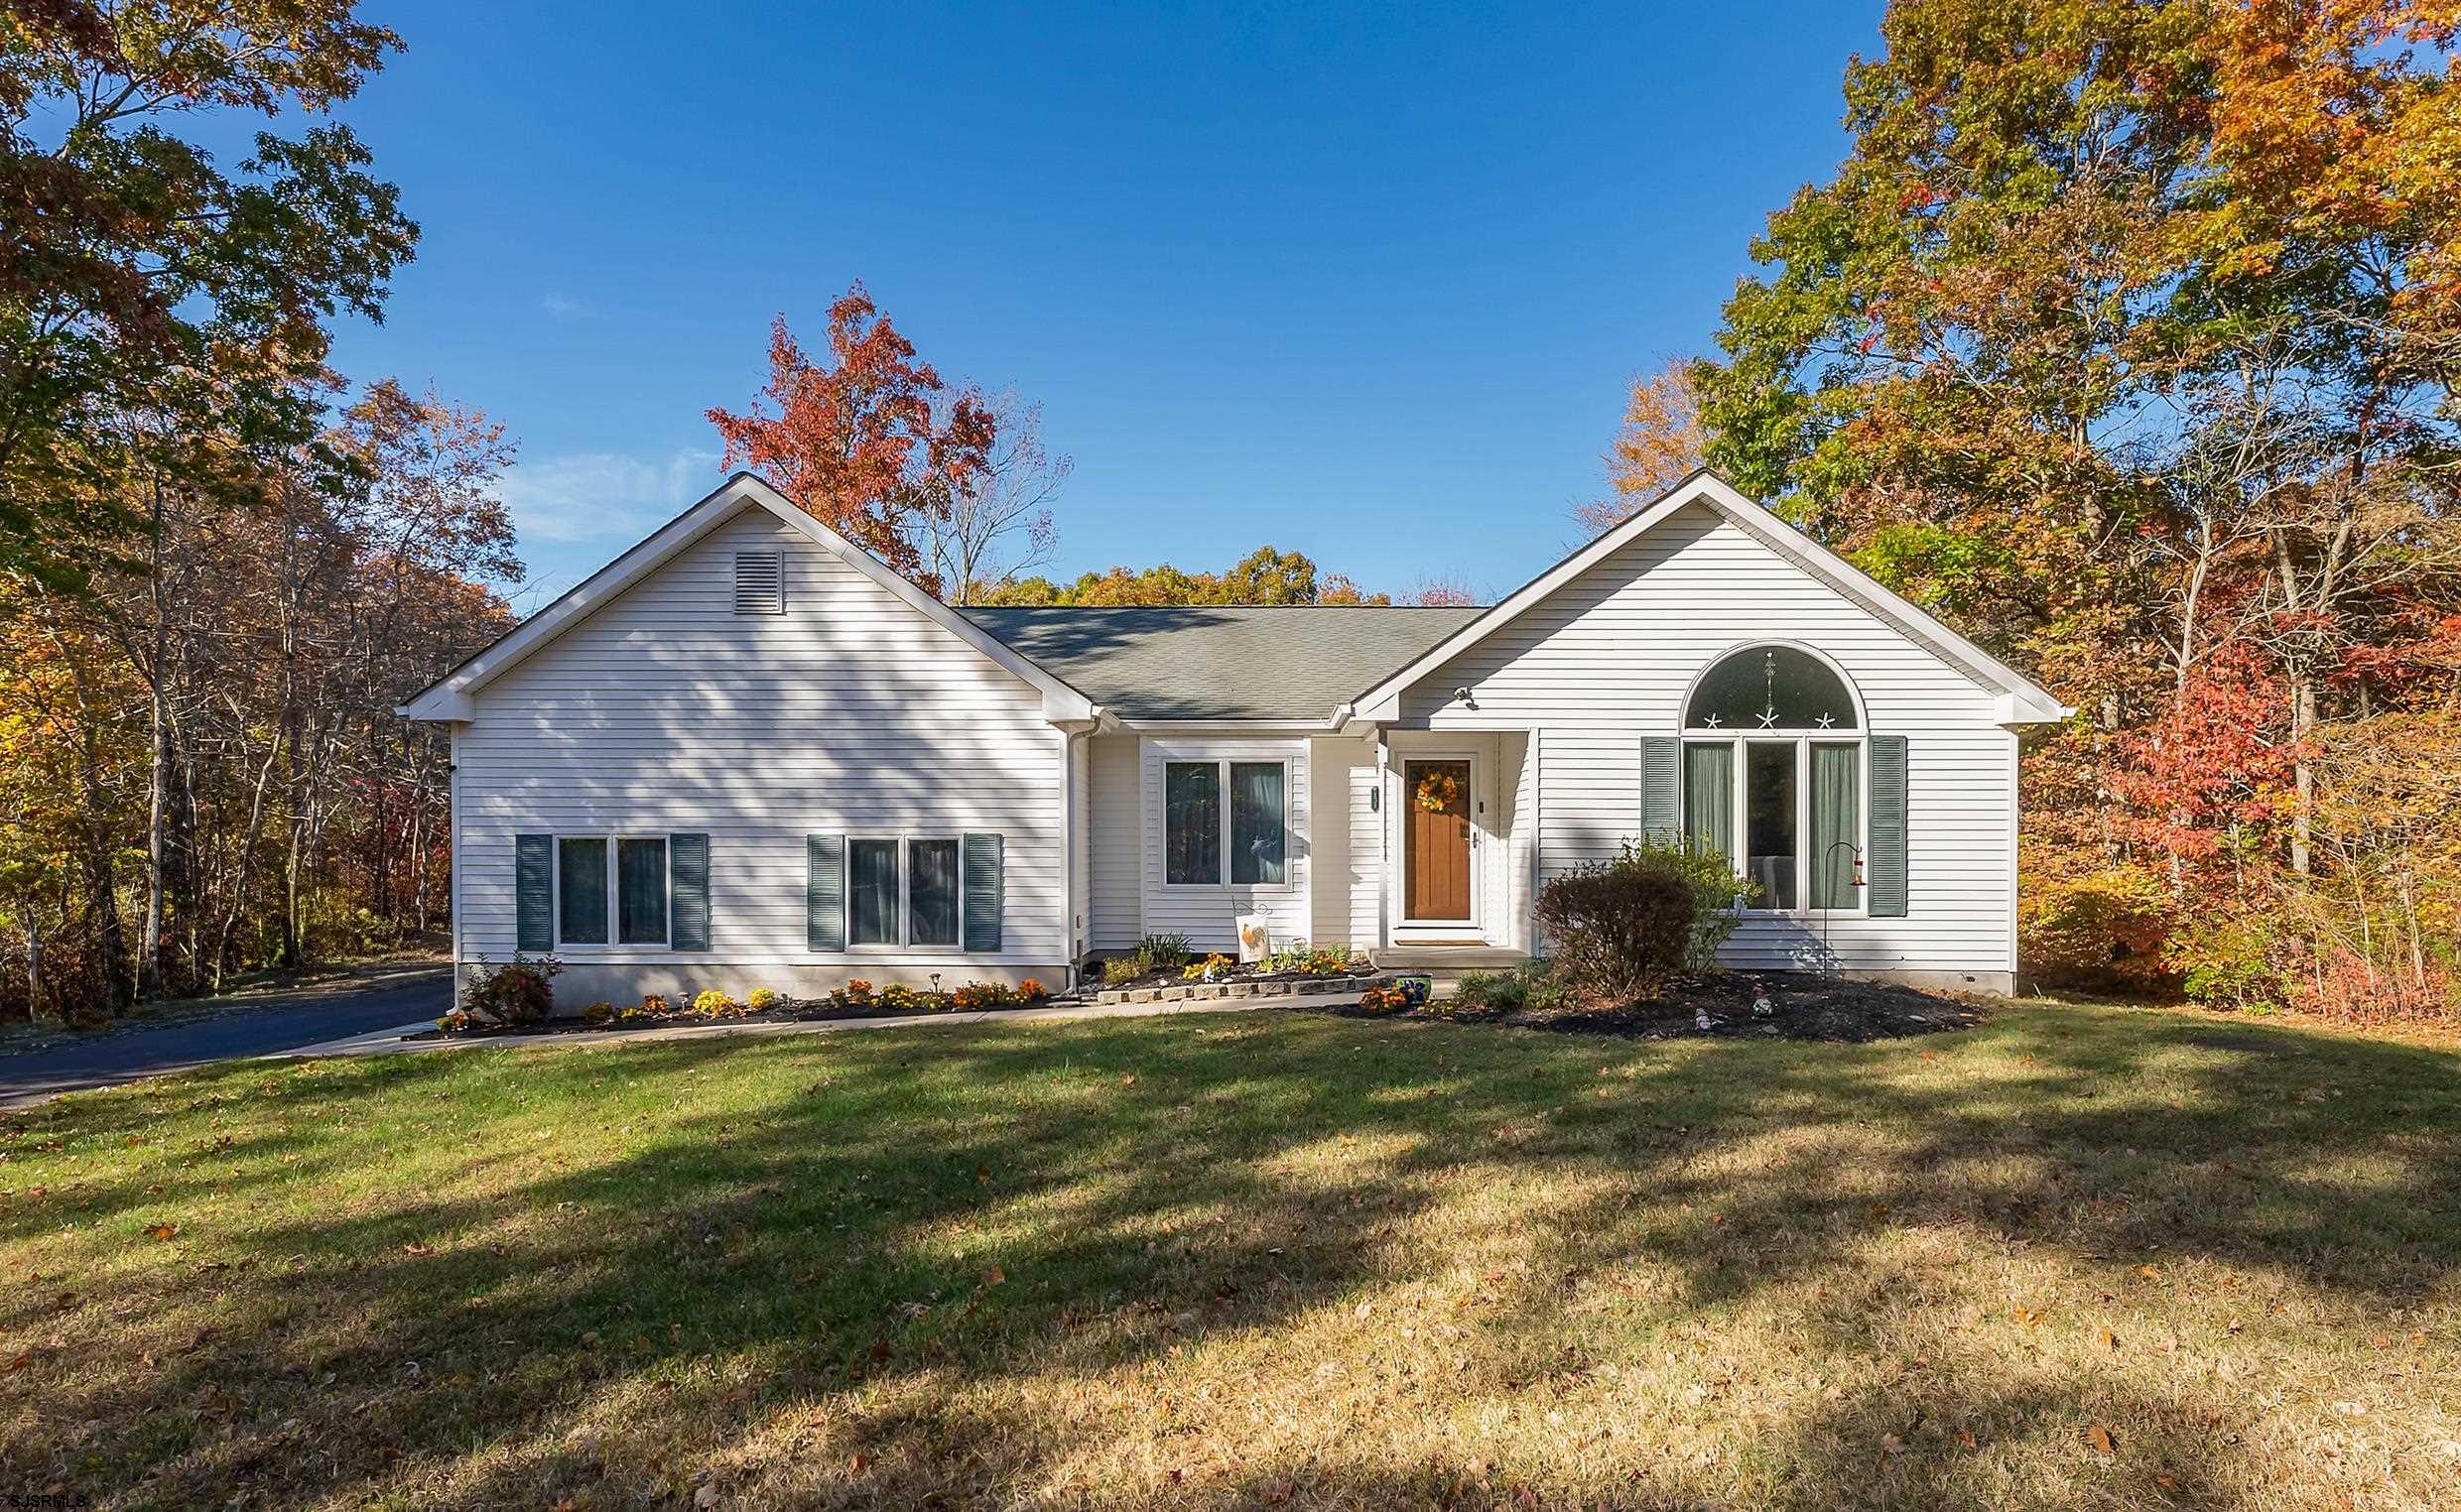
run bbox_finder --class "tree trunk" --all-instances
[2289,675,2316,876]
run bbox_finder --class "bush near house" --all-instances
[1533,847,1700,1002]
[456,954,559,1025]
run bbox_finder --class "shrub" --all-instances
[1534,851,1698,1002]
[1451,961,1565,1013]
[639,993,669,1014]
[1018,978,1049,1002]
[746,986,782,1011]
[1099,957,1141,986]
[1612,837,1754,967]
[2170,913,2285,1011]
[691,988,747,1019]
[1133,933,1193,972]
[1182,952,1233,981]
[2018,864,2176,990]
[1453,969,1517,1010]
[462,954,560,1025]
[842,979,874,1005]
[581,1000,616,1024]
[1358,984,1407,1013]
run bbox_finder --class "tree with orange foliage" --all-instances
[1576,357,1706,537]
[708,285,995,594]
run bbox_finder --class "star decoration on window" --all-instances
[1814,713,1836,728]
[1755,709,1779,728]
[1701,713,1723,728]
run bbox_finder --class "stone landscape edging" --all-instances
[1086,972,1388,1007]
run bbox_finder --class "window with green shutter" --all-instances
[1674,645,1876,914]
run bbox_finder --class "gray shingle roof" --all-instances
[961,605,1486,720]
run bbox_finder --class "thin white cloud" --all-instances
[540,292,592,319]
[499,447,722,546]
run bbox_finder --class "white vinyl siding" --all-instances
[1067,731,1092,959]
[456,505,1064,978]
[1396,501,2015,978]
[1307,735,1367,949]
[1086,732,1142,951]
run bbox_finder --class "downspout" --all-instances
[449,723,463,995]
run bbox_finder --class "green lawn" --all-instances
[3,1002,2457,1510]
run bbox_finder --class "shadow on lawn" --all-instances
[3,1004,2456,1508]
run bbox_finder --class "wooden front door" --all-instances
[1404,760,1474,922]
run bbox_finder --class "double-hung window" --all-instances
[1680,646,1866,912]
[554,834,670,945]
[1163,758,1287,886]
[847,836,965,947]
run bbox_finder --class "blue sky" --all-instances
[321,2,1883,606]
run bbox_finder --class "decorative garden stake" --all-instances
[1751,988,1774,1018]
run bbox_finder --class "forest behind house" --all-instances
[4,0,2457,1028]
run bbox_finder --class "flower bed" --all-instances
[1084,970,1390,1007]
[427,977,1067,1039]
[1083,937,1390,1006]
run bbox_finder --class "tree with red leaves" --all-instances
[707,285,995,594]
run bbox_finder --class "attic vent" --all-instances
[733,551,783,615]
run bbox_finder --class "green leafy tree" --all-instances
[0,0,418,591]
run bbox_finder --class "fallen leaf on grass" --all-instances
[983,1266,1005,1287]
[2086,1423,2117,1455]
[2098,1325,2120,1351]
[145,1222,179,1242]
[1879,1434,1905,1455]
[1953,1430,1978,1451]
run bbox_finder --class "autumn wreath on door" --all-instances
[1414,769,1462,813]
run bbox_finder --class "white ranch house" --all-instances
[404,471,2068,1004]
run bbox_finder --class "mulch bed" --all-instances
[411,995,1088,1042]
[1308,971,1989,1043]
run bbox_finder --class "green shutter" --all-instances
[669,833,711,949]
[1869,735,1908,918]
[807,835,843,951]
[516,834,553,951]
[1639,736,1679,844]
[963,832,1002,951]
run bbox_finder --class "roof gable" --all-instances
[400,473,1097,723]
[1352,471,2071,726]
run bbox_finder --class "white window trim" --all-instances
[550,833,672,949]
[842,833,970,951]
[1159,756,1294,892]
[1680,733,1871,918]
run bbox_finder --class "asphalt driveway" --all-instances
[0,965,451,1108]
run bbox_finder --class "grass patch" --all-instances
[3,1002,2457,1508]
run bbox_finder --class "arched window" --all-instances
[1684,644,1860,731]
[1681,645,1866,912]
